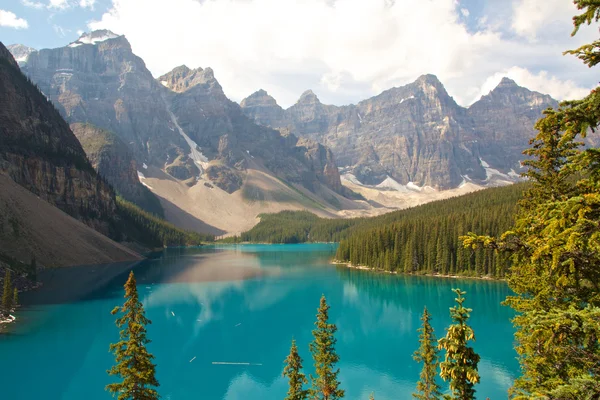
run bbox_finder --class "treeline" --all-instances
[335,185,524,277]
[227,184,525,277]
[114,197,213,248]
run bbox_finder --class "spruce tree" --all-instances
[13,288,18,308]
[309,295,344,400]
[106,271,159,400]
[438,289,480,400]
[413,307,441,400]
[283,339,309,400]
[2,269,12,316]
[460,2,600,397]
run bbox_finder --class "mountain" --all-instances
[0,42,118,235]
[241,75,559,189]
[6,44,36,66]
[17,31,362,235]
[20,30,188,175]
[70,123,164,216]
[0,41,142,268]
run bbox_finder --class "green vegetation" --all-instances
[335,185,524,277]
[115,196,213,248]
[309,295,344,400]
[438,289,480,399]
[413,307,442,400]
[225,184,525,252]
[1,269,13,317]
[283,339,309,400]
[107,271,159,400]
[0,252,36,282]
[461,2,600,397]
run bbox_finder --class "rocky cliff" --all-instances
[17,31,349,205]
[0,42,117,235]
[241,75,559,189]
[161,63,349,196]
[70,123,164,216]
[6,44,36,66]
[20,31,189,177]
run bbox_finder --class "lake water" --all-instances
[0,244,518,399]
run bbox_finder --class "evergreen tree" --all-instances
[106,271,159,400]
[283,339,309,400]
[13,288,18,308]
[2,269,12,316]
[461,2,600,397]
[438,289,480,400]
[413,307,441,400]
[309,295,344,400]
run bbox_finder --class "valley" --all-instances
[5,30,560,236]
[1,1,599,397]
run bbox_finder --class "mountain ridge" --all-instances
[241,73,559,189]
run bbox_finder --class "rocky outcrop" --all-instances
[241,74,559,189]
[71,123,164,216]
[20,31,188,175]
[468,77,558,170]
[6,44,36,66]
[158,63,349,197]
[158,65,217,93]
[18,31,349,205]
[0,42,117,234]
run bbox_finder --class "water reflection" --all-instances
[0,245,518,400]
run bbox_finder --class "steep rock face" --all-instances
[7,44,36,66]
[21,31,188,174]
[241,75,559,189]
[0,42,117,234]
[243,75,483,188]
[468,77,558,169]
[240,89,286,127]
[158,65,217,93]
[71,123,164,216]
[161,64,348,196]
[20,31,347,203]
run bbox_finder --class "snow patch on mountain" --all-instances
[161,94,209,173]
[399,95,415,104]
[68,30,120,48]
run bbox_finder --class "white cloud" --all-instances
[21,0,45,9]
[479,66,591,101]
[89,0,597,108]
[0,10,29,29]
[512,0,578,41]
[461,7,470,17]
[53,24,70,37]
[78,0,95,9]
[47,0,95,10]
[48,0,69,9]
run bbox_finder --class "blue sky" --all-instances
[1,0,597,108]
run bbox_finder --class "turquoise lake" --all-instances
[0,244,518,399]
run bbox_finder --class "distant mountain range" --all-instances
[241,75,558,189]
[7,29,584,233]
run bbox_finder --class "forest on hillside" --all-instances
[227,184,526,277]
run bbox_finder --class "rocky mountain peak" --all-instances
[297,89,321,105]
[6,44,36,65]
[240,89,279,108]
[0,42,19,69]
[496,77,519,89]
[158,64,219,93]
[68,30,124,48]
[416,73,442,85]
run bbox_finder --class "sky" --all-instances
[0,0,598,108]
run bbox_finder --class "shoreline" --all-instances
[331,260,503,281]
